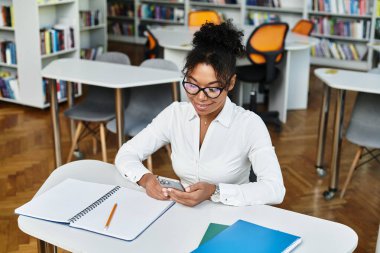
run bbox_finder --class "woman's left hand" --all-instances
[166,182,216,207]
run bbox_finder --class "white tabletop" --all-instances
[314,68,380,94]
[18,160,358,253]
[41,59,182,88]
[149,25,319,52]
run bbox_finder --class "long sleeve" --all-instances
[115,103,174,183]
[218,118,285,206]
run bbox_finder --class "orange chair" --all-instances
[292,19,314,36]
[144,29,160,59]
[236,23,289,131]
[188,10,221,26]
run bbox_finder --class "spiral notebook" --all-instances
[15,178,175,241]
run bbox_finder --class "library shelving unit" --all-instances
[108,0,186,44]
[188,1,242,25]
[78,0,107,60]
[307,0,378,71]
[6,0,81,108]
[0,0,18,104]
[137,0,186,40]
[244,0,304,28]
[107,0,141,44]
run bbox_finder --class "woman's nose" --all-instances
[197,90,207,100]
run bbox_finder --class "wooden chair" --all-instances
[339,91,380,199]
[188,10,221,26]
[65,52,131,163]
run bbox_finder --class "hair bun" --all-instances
[192,20,245,57]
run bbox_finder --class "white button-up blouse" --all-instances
[115,97,285,206]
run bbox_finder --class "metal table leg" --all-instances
[324,89,346,200]
[115,88,125,148]
[315,83,331,177]
[49,79,62,167]
[37,239,57,253]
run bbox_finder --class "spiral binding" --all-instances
[68,186,121,223]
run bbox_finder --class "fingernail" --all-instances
[167,188,172,192]
[185,187,190,192]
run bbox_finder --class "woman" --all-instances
[115,21,285,207]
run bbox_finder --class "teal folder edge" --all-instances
[199,223,229,246]
[192,219,302,253]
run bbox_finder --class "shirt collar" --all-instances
[187,97,233,128]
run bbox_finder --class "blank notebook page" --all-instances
[70,187,174,241]
[15,179,115,223]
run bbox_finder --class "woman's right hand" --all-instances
[138,173,169,200]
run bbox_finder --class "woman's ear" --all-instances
[228,74,236,91]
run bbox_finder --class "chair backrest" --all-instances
[346,92,380,149]
[188,10,221,26]
[126,59,179,117]
[246,22,288,84]
[291,19,314,36]
[246,22,288,65]
[85,52,131,104]
[144,29,160,59]
[95,51,131,65]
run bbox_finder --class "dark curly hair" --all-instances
[182,20,245,89]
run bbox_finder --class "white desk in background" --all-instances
[314,68,380,200]
[42,59,182,167]
[18,160,358,253]
[150,26,319,123]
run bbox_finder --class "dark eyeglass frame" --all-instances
[181,77,225,99]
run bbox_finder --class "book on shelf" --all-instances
[0,72,19,100]
[40,24,75,55]
[80,10,102,27]
[247,0,281,7]
[109,21,135,36]
[0,41,17,65]
[108,2,135,18]
[139,4,184,22]
[246,12,281,26]
[311,39,364,61]
[15,178,175,241]
[80,46,104,60]
[192,220,302,253]
[0,5,13,27]
[312,0,370,15]
[191,0,238,4]
[42,79,79,103]
[311,16,371,39]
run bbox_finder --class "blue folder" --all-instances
[192,220,302,253]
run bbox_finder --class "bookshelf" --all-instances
[244,0,304,27]
[0,0,82,108]
[189,1,242,25]
[307,0,378,71]
[0,0,18,102]
[108,0,186,44]
[78,0,107,60]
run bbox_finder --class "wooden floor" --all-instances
[0,69,379,253]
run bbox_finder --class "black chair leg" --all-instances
[249,91,257,111]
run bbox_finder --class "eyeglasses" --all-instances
[182,77,225,99]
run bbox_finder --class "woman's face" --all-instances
[185,63,235,118]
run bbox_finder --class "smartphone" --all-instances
[157,176,185,191]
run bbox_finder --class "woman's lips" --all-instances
[194,102,212,111]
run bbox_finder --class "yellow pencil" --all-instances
[104,203,117,230]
